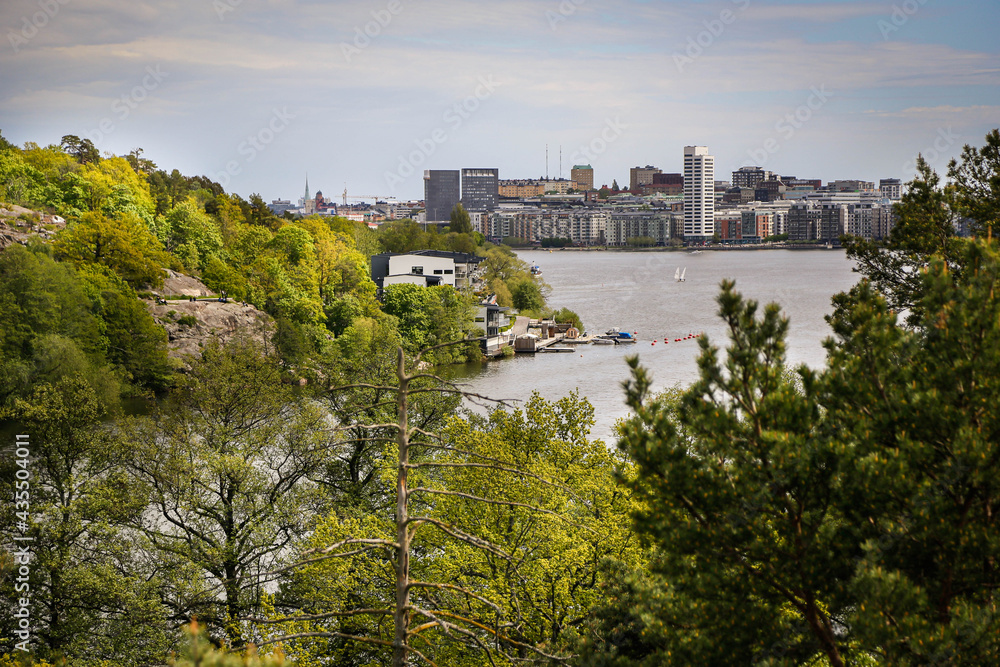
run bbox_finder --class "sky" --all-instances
[1,0,998,203]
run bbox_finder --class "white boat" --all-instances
[675,267,686,282]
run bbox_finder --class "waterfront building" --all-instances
[424,170,461,222]
[873,205,897,239]
[879,178,902,200]
[605,210,674,246]
[683,146,715,243]
[788,200,823,241]
[370,250,483,292]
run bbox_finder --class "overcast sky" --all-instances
[2,0,998,202]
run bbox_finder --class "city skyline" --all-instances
[1,0,998,202]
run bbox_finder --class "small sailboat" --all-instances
[680,267,686,282]
[675,267,686,282]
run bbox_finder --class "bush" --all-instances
[550,307,583,332]
[177,314,197,326]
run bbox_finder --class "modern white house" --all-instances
[370,250,483,293]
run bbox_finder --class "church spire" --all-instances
[304,173,310,202]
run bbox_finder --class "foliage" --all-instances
[54,211,170,288]
[0,245,125,407]
[169,622,285,667]
[947,128,1000,235]
[0,377,171,664]
[271,365,633,666]
[162,200,225,271]
[381,284,479,364]
[541,237,573,248]
[312,317,457,515]
[824,240,1000,665]
[550,306,584,332]
[0,148,47,207]
[60,135,100,165]
[120,340,328,645]
[449,202,472,234]
[510,277,545,312]
[617,282,859,666]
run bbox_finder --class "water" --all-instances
[446,248,859,441]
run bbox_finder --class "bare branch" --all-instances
[408,487,594,533]
[246,608,392,624]
[256,630,393,649]
[407,581,504,614]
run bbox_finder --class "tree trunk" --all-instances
[393,348,410,667]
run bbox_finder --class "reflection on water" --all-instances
[444,249,859,441]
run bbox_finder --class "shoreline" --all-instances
[522,244,845,253]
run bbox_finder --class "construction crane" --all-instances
[342,187,398,206]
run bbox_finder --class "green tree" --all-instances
[0,245,112,406]
[264,355,628,666]
[0,148,47,206]
[615,282,862,666]
[381,284,478,363]
[510,277,545,312]
[60,135,100,165]
[0,377,170,664]
[449,202,472,234]
[824,240,1000,665]
[947,128,1000,236]
[54,211,170,288]
[120,340,328,646]
[162,200,224,271]
[550,306,584,332]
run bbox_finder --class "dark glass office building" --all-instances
[461,168,499,212]
[424,170,461,222]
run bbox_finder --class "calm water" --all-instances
[447,249,859,441]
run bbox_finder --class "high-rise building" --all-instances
[732,166,774,189]
[571,164,594,191]
[424,170,461,222]
[683,146,715,242]
[630,165,662,192]
[879,178,902,200]
[461,168,499,212]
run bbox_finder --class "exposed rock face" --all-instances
[150,269,217,298]
[144,272,273,361]
[147,297,275,361]
[0,205,66,248]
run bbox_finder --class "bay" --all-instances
[446,249,859,441]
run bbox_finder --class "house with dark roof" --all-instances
[370,250,484,294]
